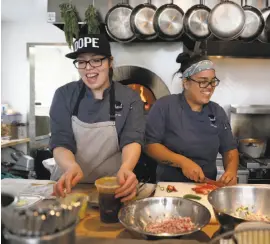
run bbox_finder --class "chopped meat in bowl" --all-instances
[118,197,211,238]
[145,217,195,234]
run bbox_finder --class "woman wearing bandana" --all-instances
[145,53,239,185]
[49,34,145,201]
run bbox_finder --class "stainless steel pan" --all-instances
[266,13,270,36]
[105,0,136,43]
[130,0,157,40]
[208,0,246,40]
[239,0,265,42]
[183,0,211,41]
[153,0,184,41]
[266,13,270,34]
[258,0,270,43]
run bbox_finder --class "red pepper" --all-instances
[167,185,177,193]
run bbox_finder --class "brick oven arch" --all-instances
[113,65,171,101]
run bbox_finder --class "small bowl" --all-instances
[62,193,89,220]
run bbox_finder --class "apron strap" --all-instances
[72,83,86,116]
[109,81,116,121]
[72,81,116,121]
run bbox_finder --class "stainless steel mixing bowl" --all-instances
[118,197,211,238]
[208,185,270,228]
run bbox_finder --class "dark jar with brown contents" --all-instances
[95,177,122,224]
[99,193,122,223]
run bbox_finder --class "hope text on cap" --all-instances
[74,37,99,51]
[65,34,111,59]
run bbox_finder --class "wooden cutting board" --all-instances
[154,182,217,224]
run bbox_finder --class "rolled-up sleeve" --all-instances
[218,106,237,154]
[49,88,77,154]
[119,93,145,149]
[145,99,166,145]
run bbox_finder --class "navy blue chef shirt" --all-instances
[49,80,145,154]
[145,93,237,182]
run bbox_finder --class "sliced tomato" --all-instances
[192,188,209,195]
[202,184,218,190]
[192,184,217,195]
[193,184,217,190]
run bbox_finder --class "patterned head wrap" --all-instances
[182,60,215,78]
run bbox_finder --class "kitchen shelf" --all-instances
[1,138,30,148]
[230,105,270,114]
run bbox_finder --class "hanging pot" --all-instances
[238,138,267,159]
[258,0,270,43]
[130,0,157,40]
[153,0,184,41]
[208,0,246,40]
[105,0,136,43]
[238,0,265,42]
[183,0,211,41]
[266,13,270,34]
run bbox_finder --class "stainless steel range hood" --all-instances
[231,105,270,114]
[47,0,270,58]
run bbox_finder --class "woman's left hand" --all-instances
[115,166,138,202]
[218,171,237,186]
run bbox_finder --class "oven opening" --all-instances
[114,65,171,113]
[127,84,156,111]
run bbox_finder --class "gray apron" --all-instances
[50,82,122,183]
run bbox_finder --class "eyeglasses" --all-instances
[187,77,220,88]
[73,57,108,69]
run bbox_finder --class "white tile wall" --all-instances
[211,57,270,107]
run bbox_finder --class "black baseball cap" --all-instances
[66,34,111,59]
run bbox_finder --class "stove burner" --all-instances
[240,156,270,169]
[240,156,270,184]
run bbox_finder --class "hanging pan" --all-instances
[266,14,270,38]
[258,0,270,43]
[153,0,184,41]
[130,0,157,40]
[208,0,246,40]
[238,0,265,42]
[105,0,136,43]
[183,0,211,41]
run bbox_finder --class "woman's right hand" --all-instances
[53,163,84,197]
[181,159,205,182]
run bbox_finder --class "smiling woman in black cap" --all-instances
[49,34,145,201]
[145,52,239,185]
